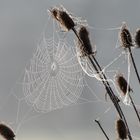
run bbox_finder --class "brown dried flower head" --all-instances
[115,73,132,96]
[134,28,140,48]
[116,118,127,140]
[119,22,133,48]
[0,123,15,140]
[49,6,75,31]
[78,26,95,56]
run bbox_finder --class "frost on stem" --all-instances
[0,123,15,140]
[119,22,133,49]
[116,118,127,140]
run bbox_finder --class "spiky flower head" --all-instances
[0,123,15,140]
[78,26,95,57]
[116,118,127,140]
[119,22,133,48]
[49,6,75,31]
[115,73,132,96]
[134,28,140,48]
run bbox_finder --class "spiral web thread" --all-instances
[0,13,140,139]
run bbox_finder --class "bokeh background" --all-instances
[0,0,140,140]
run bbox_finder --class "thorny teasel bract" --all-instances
[119,22,134,49]
[116,118,127,140]
[0,123,15,140]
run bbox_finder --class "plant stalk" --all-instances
[95,120,110,140]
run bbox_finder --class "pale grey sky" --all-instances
[0,0,140,140]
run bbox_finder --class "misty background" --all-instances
[0,0,140,140]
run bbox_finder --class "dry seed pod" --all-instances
[116,118,127,140]
[119,22,133,48]
[78,26,95,56]
[134,28,140,48]
[49,7,75,31]
[115,74,132,96]
[0,123,15,140]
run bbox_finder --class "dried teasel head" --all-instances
[77,26,95,57]
[49,6,75,31]
[134,28,140,48]
[119,22,133,49]
[116,118,127,140]
[0,123,15,140]
[115,73,132,96]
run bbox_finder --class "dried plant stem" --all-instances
[87,55,133,140]
[71,24,132,139]
[128,46,140,84]
[95,120,110,140]
[128,93,140,123]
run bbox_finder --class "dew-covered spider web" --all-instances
[0,10,140,140]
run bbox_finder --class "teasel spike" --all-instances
[78,26,96,57]
[95,120,110,140]
[134,28,140,48]
[49,6,85,46]
[0,123,15,140]
[116,118,127,140]
[116,74,140,123]
[119,22,133,49]
[115,74,132,96]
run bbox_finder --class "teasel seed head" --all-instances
[0,123,15,140]
[78,26,95,57]
[115,73,132,96]
[119,22,133,49]
[116,118,127,140]
[134,28,140,48]
[49,6,75,31]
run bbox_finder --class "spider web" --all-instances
[0,11,140,140]
[0,16,102,136]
